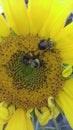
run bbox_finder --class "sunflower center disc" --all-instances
[0,35,64,110]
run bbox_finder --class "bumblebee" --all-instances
[38,39,54,50]
[23,55,41,68]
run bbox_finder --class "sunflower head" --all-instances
[0,34,64,110]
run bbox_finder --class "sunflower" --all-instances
[0,0,73,130]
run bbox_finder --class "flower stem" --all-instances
[52,118,59,130]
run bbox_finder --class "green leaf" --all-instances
[62,65,72,78]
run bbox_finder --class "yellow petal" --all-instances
[26,109,33,118]
[0,102,5,107]
[0,107,9,121]
[26,115,34,130]
[48,97,55,110]
[0,120,7,130]
[48,97,59,118]
[1,0,29,35]
[8,105,15,119]
[52,107,60,119]
[5,109,34,130]
[60,52,73,65]
[28,0,52,35]
[35,107,50,126]
[55,22,73,42]
[56,79,73,128]
[62,65,72,78]
[40,0,73,39]
[0,14,10,36]
[0,123,4,130]
[55,22,73,64]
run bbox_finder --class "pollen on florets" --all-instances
[0,34,64,110]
